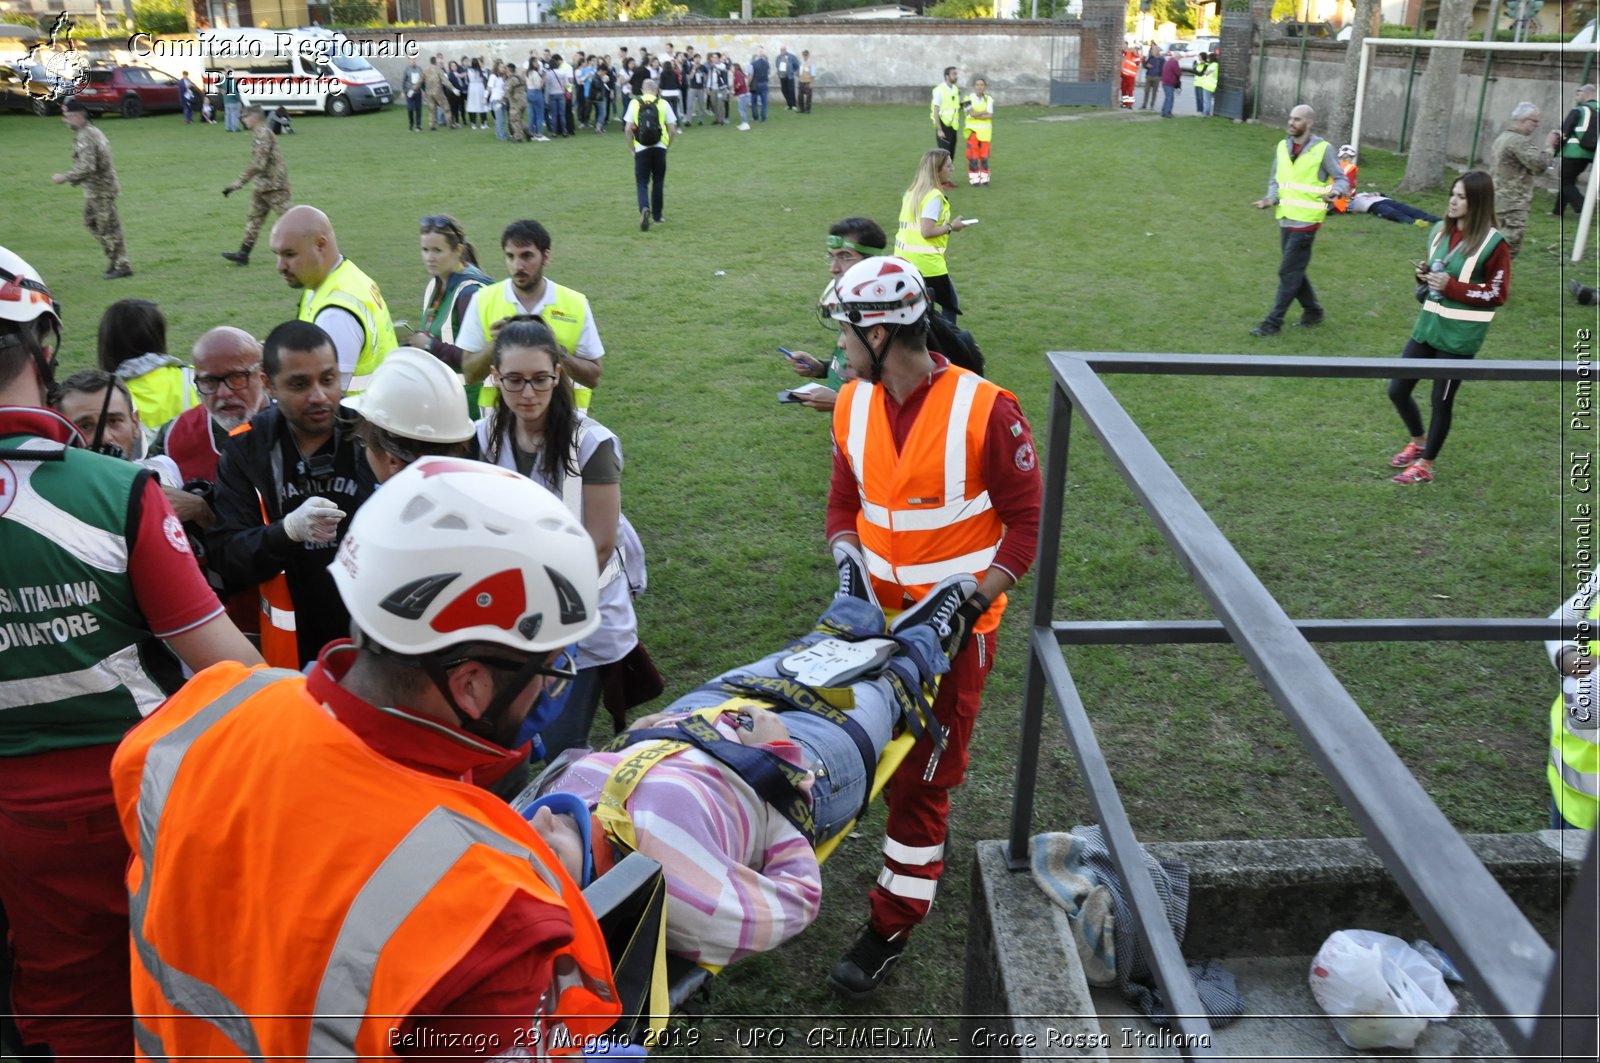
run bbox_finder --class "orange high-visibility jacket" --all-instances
[111,662,619,1059]
[833,365,1011,634]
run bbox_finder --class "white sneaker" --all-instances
[737,122,750,130]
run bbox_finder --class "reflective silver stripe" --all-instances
[133,1018,170,1062]
[1420,301,1496,323]
[132,668,295,1062]
[883,836,944,864]
[860,498,893,528]
[896,242,944,255]
[876,867,938,901]
[258,594,296,631]
[1279,194,1329,213]
[307,805,569,1057]
[845,381,873,493]
[943,373,978,503]
[0,642,169,716]
[893,545,999,586]
[887,492,995,533]
[1551,748,1600,798]
[4,442,129,572]
[598,551,624,589]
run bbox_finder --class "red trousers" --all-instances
[868,626,996,937]
[0,743,133,1062]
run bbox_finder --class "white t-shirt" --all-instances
[314,305,365,392]
[453,279,605,365]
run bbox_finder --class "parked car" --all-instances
[1164,40,1217,73]
[1191,35,1221,57]
[0,62,61,114]
[73,64,185,118]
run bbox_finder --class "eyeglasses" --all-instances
[193,364,262,394]
[445,652,577,700]
[497,372,560,393]
[421,215,462,237]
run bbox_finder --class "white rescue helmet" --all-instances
[0,246,62,334]
[341,346,475,444]
[331,456,601,658]
[822,255,929,328]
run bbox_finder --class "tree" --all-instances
[704,0,791,15]
[1324,0,1379,149]
[929,0,991,15]
[555,0,689,19]
[1126,0,1193,34]
[1399,0,1471,192]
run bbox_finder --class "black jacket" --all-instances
[208,407,375,665]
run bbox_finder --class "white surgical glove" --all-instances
[283,496,346,545]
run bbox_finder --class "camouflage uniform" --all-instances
[1491,127,1553,256]
[505,65,526,141]
[422,62,449,130]
[237,122,291,248]
[65,122,129,272]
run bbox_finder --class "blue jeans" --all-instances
[406,93,422,129]
[546,94,565,137]
[591,94,608,129]
[634,147,667,220]
[1160,83,1175,117]
[736,92,750,124]
[526,88,545,136]
[661,596,948,843]
[224,98,241,131]
[751,82,768,121]
[494,100,507,139]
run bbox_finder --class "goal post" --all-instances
[1349,36,1600,260]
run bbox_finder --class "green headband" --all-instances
[826,234,885,255]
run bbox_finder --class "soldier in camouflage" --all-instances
[50,99,131,279]
[1490,101,1560,257]
[221,105,291,267]
[505,61,527,142]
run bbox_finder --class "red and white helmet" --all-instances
[821,255,929,327]
[0,246,62,334]
[331,456,601,658]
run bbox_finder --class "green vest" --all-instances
[474,279,594,412]
[298,257,398,396]
[1194,61,1218,93]
[1549,593,1599,830]
[1273,139,1332,224]
[1561,100,1597,160]
[0,432,183,757]
[895,188,950,279]
[1411,222,1504,356]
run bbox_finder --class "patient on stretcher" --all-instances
[515,572,974,966]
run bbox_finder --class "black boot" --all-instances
[222,243,251,265]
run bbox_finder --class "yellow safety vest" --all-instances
[965,94,993,141]
[931,81,961,128]
[298,258,398,396]
[124,363,198,439]
[474,279,595,412]
[626,93,672,150]
[1273,139,1332,224]
[894,188,950,279]
[1549,594,1599,830]
[1194,61,1218,93]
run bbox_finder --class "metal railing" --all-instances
[1008,351,1592,1059]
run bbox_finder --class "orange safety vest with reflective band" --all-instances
[833,365,1009,634]
[229,420,299,668]
[112,663,619,1059]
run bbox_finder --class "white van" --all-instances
[196,27,392,116]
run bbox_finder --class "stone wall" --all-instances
[1253,38,1587,164]
[347,19,1084,106]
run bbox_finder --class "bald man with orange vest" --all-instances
[819,256,1040,998]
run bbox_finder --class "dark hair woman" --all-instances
[95,297,196,448]
[477,316,644,756]
[403,214,492,410]
[1386,170,1509,485]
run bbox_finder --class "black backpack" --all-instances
[635,98,662,145]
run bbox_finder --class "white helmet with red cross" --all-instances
[331,456,601,658]
[821,255,929,328]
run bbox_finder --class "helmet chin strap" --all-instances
[850,322,902,383]
[420,653,549,749]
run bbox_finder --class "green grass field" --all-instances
[5,99,1595,1054]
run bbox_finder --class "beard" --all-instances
[210,408,250,432]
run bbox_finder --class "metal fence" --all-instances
[1007,351,1594,1059]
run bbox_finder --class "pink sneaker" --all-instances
[1392,462,1434,485]
[1389,441,1426,468]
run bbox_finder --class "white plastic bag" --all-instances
[1308,929,1459,1050]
